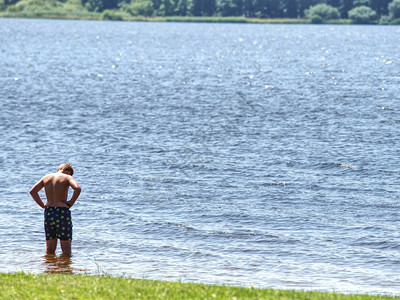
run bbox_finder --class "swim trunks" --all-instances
[44,207,73,241]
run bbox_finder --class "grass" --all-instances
[0,12,357,24]
[0,10,356,24]
[0,11,101,19]
[0,272,398,299]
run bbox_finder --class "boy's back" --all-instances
[42,172,72,208]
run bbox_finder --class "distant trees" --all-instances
[83,0,103,11]
[348,5,377,23]
[370,0,390,16]
[83,0,121,12]
[3,0,400,23]
[175,0,192,16]
[306,3,340,23]
[340,0,354,17]
[2,0,18,5]
[191,0,216,16]
[121,0,154,16]
[389,0,400,18]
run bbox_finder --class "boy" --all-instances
[30,163,81,255]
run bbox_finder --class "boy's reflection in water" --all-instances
[43,254,73,274]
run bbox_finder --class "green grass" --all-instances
[0,11,101,19]
[0,12,356,24]
[0,272,398,299]
[155,16,311,24]
[0,10,354,24]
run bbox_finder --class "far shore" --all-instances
[0,12,354,24]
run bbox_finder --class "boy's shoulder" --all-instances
[43,172,70,182]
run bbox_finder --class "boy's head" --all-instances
[57,163,74,176]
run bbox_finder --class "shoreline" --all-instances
[0,13,354,24]
[0,272,398,299]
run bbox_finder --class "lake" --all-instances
[0,18,400,295]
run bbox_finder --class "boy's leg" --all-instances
[60,240,72,255]
[46,239,57,254]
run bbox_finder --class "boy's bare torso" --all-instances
[43,173,71,207]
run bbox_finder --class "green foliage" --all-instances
[103,0,122,10]
[158,0,174,16]
[353,0,370,6]
[371,0,390,16]
[191,0,216,16]
[310,14,323,22]
[0,273,398,300]
[285,0,299,18]
[389,0,400,18]
[340,0,353,17]
[82,0,121,12]
[84,0,102,11]
[348,5,377,23]
[63,0,86,12]
[220,0,241,16]
[305,3,340,22]
[175,0,192,15]
[3,0,19,6]
[122,0,153,16]
[101,8,126,18]
[378,13,390,22]
[6,3,21,10]
[7,0,63,11]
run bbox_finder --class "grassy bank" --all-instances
[0,273,398,299]
[0,11,354,23]
[0,11,101,20]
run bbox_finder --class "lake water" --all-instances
[1,18,400,295]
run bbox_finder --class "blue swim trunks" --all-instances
[44,207,73,241]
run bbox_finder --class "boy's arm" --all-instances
[66,177,81,208]
[30,179,46,209]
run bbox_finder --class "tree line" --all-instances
[2,0,400,23]
[84,0,398,19]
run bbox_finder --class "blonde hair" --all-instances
[57,163,74,176]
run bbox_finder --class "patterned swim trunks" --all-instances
[44,207,73,241]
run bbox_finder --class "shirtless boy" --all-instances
[30,163,81,255]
